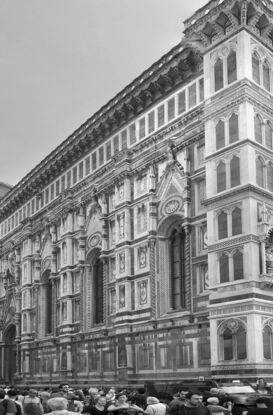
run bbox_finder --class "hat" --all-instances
[147,397,160,405]
[207,397,219,405]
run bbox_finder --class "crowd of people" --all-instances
[0,383,271,415]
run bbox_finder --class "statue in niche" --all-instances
[119,213,125,238]
[166,140,177,165]
[119,253,125,273]
[266,244,273,274]
[138,246,147,268]
[138,280,147,305]
[119,285,126,308]
[61,352,67,370]
[119,184,124,201]
[118,337,127,367]
[204,268,209,291]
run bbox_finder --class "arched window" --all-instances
[267,163,273,192]
[62,242,67,264]
[221,322,247,361]
[263,325,273,359]
[232,207,242,235]
[229,114,238,144]
[227,50,237,84]
[23,314,27,332]
[218,212,228,239]
[40,270,52,336]
[217,162,226,192]
[220,253,229,283]
[223,328,233,360]
[216,120,225,149]
[236,326,247,359]
[215,58,224,91]
[94,258,104,324]
[256,157,265,187]
[252,52,260,84]
[263,60,270,91]
[265,122,273,149]
[230,156,240,188]
[22,291,27,308]
[170,229,186,310]
[255,114,263,144]
[233,250,244,280]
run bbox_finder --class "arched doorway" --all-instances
[4,324,17,383]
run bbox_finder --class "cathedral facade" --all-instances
[1,0,273,387]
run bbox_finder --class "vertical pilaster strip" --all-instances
[103,259,107,325]
[184,225,193,315]
[15,309,21,377]
[149,237,156,319]
[79,266,84,331]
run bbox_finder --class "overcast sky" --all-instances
[0,0,206,186]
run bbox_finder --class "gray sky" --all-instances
[0,0,206,186]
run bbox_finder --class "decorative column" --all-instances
[79,266,85,332]
[148,237,157,319]
[50,279,57,338]
[14,305,21,378]
[183,224,193,319]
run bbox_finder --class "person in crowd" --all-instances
[66,393,83,413]
[88,390,100,408]
[204,389,232,412]
[23,389,43,415]
[130,389,147,410]
[39,389,51,414]
[144,397,167,415]
[0,389,6,415]
[47,398,78,415]
[169,392,210,415]
[255,380,271,395]
[85,396,108,415]
[169,391,188,410]
[107,393,144,415]
[205,397,231,415]
[244,397,272,415]
[3,390,22,415]
[105,389,115,405]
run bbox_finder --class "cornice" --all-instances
[208,234,260,252]
[0,45,203,219]
[183,0,273,54]
[203,183,273,208]
[204,79,273,123]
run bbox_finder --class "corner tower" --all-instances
[184,0,273,379]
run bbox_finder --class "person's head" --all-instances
[28,389,38,398]
[0,389,5,399]
[257,378,267,387]
[179,391,188,401]
[95,396,106,407]
[256,397,269,408]
[7,390,18,399]
[89,388,99,397]
[59,384,69,393]
[146,397,159,405]
[47,397,68,411]
[116,393,128,404]
[207,397,219,405]
[185,392,203,407]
